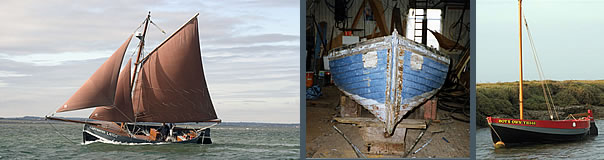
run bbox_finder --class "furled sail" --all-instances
[56,35,133,113]
[132,16,218,122]
[89,59,135,122]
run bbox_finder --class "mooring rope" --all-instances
[487,122,503,143]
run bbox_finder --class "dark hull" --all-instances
[83,124,212,144]
[590,121,599,136]
[490,123,589,145]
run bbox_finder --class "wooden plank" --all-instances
[367,0,388,37]
[308,100,331,105]
[350,0,367,28]
[364,31,383,39]
[334,117,427,129]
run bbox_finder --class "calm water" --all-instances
[477,120,604,159]
[0,123,299,159]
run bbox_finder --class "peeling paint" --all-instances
[410,53,424,70]
[363,51,378,68]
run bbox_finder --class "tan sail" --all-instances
[56,35,133,113]
[428,29,466,50]
[132,16,218,122]
[89,59,135,122]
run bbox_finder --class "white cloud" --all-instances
[0,70,31,77]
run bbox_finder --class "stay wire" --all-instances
[523,12,560,120]
[47,119,78,144]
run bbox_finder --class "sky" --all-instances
[477,0,604,83]
[0,0,300,123]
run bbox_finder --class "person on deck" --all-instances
[158,123,170,141]
[165,123,175,142]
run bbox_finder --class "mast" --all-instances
[131,11,151,90]
[518,0,524,120]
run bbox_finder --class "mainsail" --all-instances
[132,16,218,122]
[56,35,133,113]
[89,59,135,122]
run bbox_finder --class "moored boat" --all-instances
[486,0,597,148]
[327,30,450,135]
[487,115,593,146]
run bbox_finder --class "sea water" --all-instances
[477,120,604,159]
[0,122,299,159]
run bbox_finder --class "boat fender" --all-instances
[494,141,505,149]
[573,122,576,127]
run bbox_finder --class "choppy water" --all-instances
[477,120,604,159]
[0,123,299,159]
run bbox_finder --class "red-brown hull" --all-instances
[487,117,593,145]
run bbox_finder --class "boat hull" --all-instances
[487,117,591,145]
[328,30,450,134]
[83,123,212,144]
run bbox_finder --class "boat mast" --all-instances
[518,0,524,120]
[131,12,151,90]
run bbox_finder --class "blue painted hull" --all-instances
[328,31,450,135]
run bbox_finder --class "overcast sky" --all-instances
[0,0,300,123]
[477,0,604,83]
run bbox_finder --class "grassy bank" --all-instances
[477,80,604,127]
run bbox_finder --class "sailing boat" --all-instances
[45,12,221,144]
[486,1,597,148]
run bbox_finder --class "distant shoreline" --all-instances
[477,80,604,127]
[0,116,299,128]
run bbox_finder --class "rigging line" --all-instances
[44,112,78,144]
[149,20,167,34]
[132,18,147,34]
[129,43,141,58]
[100,106,135,137]
[523,9,556,112]
[524,13,560,120]
[47,119,78,144]
[524,14,552,119]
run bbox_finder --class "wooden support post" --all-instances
[423,97,438,120]
[361,126,406,155]
[340,96,362,117]
[409,97,438,120]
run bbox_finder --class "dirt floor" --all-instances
[306,86,470,158]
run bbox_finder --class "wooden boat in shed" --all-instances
[327,30,450,136]
[486,0,597,148]
[46,12,221,144]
